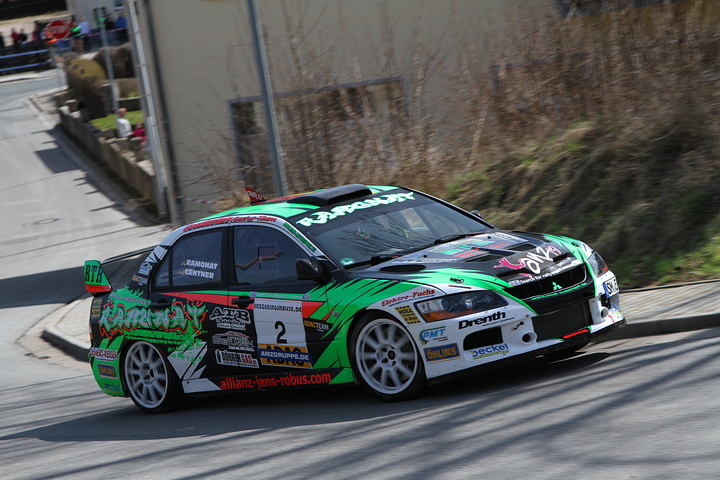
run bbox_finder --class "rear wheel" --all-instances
[123,341,187,414]
[350,314,425,402]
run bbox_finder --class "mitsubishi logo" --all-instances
[552,282,562,291]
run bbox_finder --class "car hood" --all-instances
[350,230,585,288]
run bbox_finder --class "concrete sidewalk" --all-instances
[40,279,720,362]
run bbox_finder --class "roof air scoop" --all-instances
[287,184,373,207]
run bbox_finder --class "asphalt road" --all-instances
[2,75,720,480]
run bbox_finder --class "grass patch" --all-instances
[90,111,144,131]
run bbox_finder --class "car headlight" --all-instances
[416,291,508,322]
[587,251,609,277]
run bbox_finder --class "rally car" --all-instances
[84,184,625,413]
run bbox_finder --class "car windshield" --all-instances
[290,188,492,267]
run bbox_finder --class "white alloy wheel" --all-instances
[123,341,181,413]
[352,316,424,401]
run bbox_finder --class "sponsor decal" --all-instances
[90,296,103,321]
[97,363,117,378]
[495,246,562,276]
[212,331,255,352]
[283,222,316,251]
[508,258,581,286]
[180,259,217,280]
[84,262,105,285]
[419,326,449,345]
[395,305,421,324]
[303,319,330,332]
[131,274,148,286]
[470,343,509,360]
[102,382,122,393]
[138,262,152,276]
[219,371,335,390]
[211,307,251,331]
[99,298,206,337]
[89,347,118,360]
[424,344,460,362]
[468,239,515,250]
[254,302,302,313]
[459,311,507,329]
[258,344,312,368]
[183,215,279,232]
[295,192,416,226]
[381,288,435,307]
[215,350,259,368]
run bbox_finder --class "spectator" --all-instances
[18,28,27,46]
[105,13,117,45]
[11,28,20,53]
[32,24,42,48]
[0,31,5,56]
[116,12,128,44]
[116,108,132,138]
[131,122,147,145]
[105,13,116,31]
[78,16,91,51]
[71,21,82,53]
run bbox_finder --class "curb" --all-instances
[598,313,720,341]
[40,300,89,363]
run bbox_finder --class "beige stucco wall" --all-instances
[130,0,521,222]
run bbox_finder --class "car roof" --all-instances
[197,184,402,223]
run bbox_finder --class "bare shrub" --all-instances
[93,44,135,78]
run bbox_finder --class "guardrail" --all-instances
[0,47,51,75]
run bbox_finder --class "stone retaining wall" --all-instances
[58,105,156,205]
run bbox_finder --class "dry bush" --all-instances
[93,44,135,78]
[444,0,720,284]
[447,0,720,159]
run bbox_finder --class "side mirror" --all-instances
[296,257,328,283]
[470,209,485,220]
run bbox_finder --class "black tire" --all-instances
[544,340,590,361]
[123,341,188,414]
[349,314,425,402]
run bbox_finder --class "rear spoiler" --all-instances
[83,246,155,296]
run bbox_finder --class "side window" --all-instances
[153,229,225,289]
[233,226,308,285]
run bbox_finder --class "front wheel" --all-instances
[123,341,187,414]
[350,314,425,402]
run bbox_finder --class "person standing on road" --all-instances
[116,108,132,138]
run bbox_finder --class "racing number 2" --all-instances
[275,321,287,344]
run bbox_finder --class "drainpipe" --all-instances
[125,0,172,221]
[126,0,183,224]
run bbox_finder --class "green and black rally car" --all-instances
[84,184,625,413]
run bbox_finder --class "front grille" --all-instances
[505,264,588,300]
[532,301,592,341]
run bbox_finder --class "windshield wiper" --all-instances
[344,254,397,269]
[433,231,487,245]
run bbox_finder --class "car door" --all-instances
[148,226,231,385]
[227,224,330,375]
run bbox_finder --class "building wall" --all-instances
[130,0,519,222]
